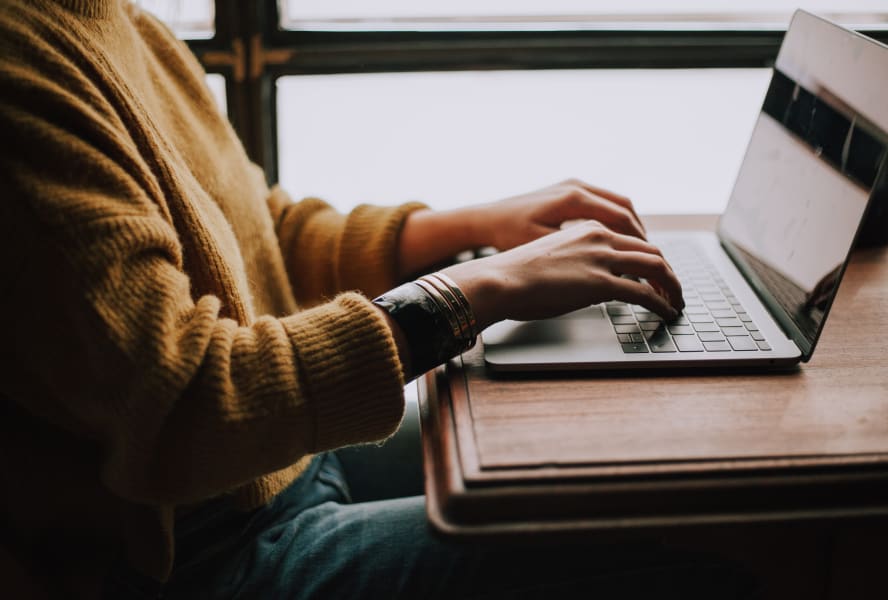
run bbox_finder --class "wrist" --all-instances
[440,257,506,332]
[448,204,491,250]
[398,206,491,278]
[372,275,479,378]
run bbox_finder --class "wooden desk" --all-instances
[418,215,888,597]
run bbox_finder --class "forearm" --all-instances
[272,193,429,302]
[17,233,406,505]
[113,293,403,504]
[373,272,493,380]
[397,206,488,279]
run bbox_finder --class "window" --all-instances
[274,1,885,213]
[144,1,888,213]
[137,0,214,38]
[277,69,770,214]
[281,0,888,31]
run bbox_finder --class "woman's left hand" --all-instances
[473,178,646,251]
[398,178,646,278]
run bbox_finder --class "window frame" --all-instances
[186,0,888,185]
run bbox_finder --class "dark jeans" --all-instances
[107,401,758,599]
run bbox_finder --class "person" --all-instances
[1,1,756,598]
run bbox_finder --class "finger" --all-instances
[604,233,681,283]
[606,251,684,311]
[565,179,646,235]
[603,231,666,260]
[604,275,679,320]
[568,189,646,240]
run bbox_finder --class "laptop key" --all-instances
[693,322,720,332]
[620,342,649,353]
[750,331,766,341]
[703,341,732,352]
[728,336,758,351]
[711,309,735,318]
[705,301,732,311]
[684,305,709,314]
[721,326,749,336]
[697,331,726,342]
[744,322,759,331]
[610,315,637,325]
[615,324,641,334]
[667,325,694,335]
[757,340,772,351]
[736,312,753,322]
[640,321,662,331]
[647,330,677,353]
[606,304,633,316]
[716,317,743,327]
[673,335,704,352]
[636,312,664,323]
[689,314,714,323]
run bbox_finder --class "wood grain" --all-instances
[419,214,888,599]
[455,214,888,479]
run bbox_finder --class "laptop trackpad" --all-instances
[482,305,607,347]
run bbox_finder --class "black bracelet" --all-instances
[372,281,471,377]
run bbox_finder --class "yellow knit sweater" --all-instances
[0,0,424,591]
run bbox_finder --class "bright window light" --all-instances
[204,74,227,115]
[136,0,214,39]
[282,0,888,31]
[277,69,771,215]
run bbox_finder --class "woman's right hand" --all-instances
[440,220,684,331]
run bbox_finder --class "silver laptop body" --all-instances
[484,10,888,372]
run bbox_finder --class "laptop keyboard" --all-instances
[606,242,772,354]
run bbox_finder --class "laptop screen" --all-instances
[718,11,888,360]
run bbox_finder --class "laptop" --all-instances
[483,10,888,372]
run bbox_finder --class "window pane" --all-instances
[282,0,887,31]
[204,73,227,115]
[277,69,771,215]
[136,0,214,39]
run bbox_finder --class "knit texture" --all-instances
[0,0,426,592]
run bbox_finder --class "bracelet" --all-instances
[372,273,478,376]
[425,272,478,344]
[414,279,463,340]
[418,274,478,348]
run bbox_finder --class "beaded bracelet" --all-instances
[372,273,478,377]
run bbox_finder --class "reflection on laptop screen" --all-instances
[718,11,888,358]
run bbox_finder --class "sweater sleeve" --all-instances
[0,24,405,506]
[267,186,428,304]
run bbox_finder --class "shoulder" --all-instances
[0,2,114,118]
[0,2,170,239]
[124,1,211,88]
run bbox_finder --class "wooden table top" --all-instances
[419,214,888,536]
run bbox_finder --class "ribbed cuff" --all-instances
[281,292,405,451]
